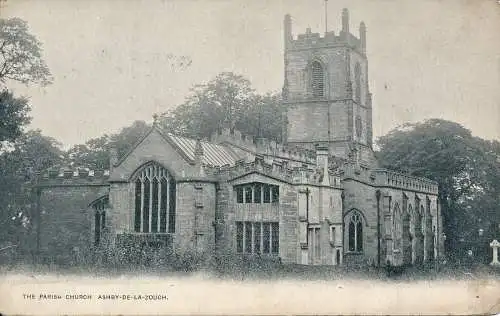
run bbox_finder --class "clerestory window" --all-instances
[134,163,176,234]
[235,182,280,204]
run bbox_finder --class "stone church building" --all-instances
[34,9,443,267]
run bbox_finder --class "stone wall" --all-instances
[34,184,109,264]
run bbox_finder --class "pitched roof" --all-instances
[167,133,239,167]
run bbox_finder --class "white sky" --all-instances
[3,0,500,148]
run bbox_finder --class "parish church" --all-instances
[33,9,443,268]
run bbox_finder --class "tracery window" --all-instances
[92,196,108,246]
[348,211,363,252]
[393,203,402,250]
[134,163,176,233]
[311,61,325,98]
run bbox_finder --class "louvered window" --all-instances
[311,61,324,98]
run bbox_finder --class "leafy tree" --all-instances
[0,130,63,258]
[0,18,52,151]
[67,120,150,169]
[160,72,284,140]
[376,119,500,261]
[241,92,284,141]
[0,89,30,149]
[0,18,52,87]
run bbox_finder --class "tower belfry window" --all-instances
[311,61,325,98]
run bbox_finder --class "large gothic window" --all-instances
[311,61,325,98]
[347,211,363,252]
[354,62,361,104]
[134,163,176,233]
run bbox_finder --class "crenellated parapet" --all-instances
[214,155,342,188]
[35,168,110,187]
[289,30,362,53]
[342,163,438,195]
[210,126,317,165]
[284,8,366,54]
[373,169,439,195]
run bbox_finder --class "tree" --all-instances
[376,119,500,261]
[0,130,64,259]
[0,89,30,149]
[0,18,52,87]
[67,120,150,169]
[160,72,284,140]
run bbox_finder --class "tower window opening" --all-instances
[311,61,325,98]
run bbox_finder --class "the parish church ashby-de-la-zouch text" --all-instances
[32,8,444,269]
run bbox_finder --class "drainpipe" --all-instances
[376,190,381,267]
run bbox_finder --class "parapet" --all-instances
[372,169,439,195]
[284,9,366,54]
[35,168,110,187]
[210,127,317,166]
[342,164,439,195]
[215,154,342,188]
[289,30,362,53]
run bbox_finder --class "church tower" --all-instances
[283,9,375,165]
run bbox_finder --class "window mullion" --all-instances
[157,177,161,233]
[166,177,170,233]
[149,177,153,233]
[140,179,144,233]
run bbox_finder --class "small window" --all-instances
[254,184,262,204]
[263,184,271,203]
[244,186,252,203]
[245,222,252,253]
[271,186,279,203]
[254,223,261,254]
[271,223,279,254]
[236,187,244,203]
[263,223,271,254]
[236,222,243,253]
[330,226,336,244]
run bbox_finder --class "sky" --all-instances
[3,0,500,148]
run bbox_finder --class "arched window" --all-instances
[134,163,176,233]
[393,203,402,250]
[348,211,363,252]
[354,62,361,104]
[91,196,109,246]
[311,61,325,98]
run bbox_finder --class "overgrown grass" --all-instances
[3,256,500,281]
